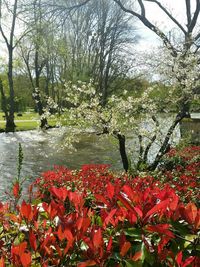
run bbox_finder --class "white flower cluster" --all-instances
[157,47,199,105]
[61,80,161,142]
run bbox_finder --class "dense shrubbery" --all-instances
[0,147,199,266]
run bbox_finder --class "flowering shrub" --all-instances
[0,147,199,266]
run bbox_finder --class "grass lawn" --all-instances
[0,111,39,121]
[0,112,61,131]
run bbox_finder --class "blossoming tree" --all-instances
[57,73,195,172]
[46,0,200,171]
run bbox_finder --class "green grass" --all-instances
[0,111,39,121]
[0,112,62,131]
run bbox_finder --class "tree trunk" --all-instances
[0,78,8,118]
[117,133,129,172]
[0,78,7,132]
[148,112,185,171]
[6,48,16,132]
[34,50,48,129]
[33,89,48,129]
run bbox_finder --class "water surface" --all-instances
[0,128,122,200]
[0,113,183,200]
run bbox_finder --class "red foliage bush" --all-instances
[0,146,199,266]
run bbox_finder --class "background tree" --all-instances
[44,0,138,105]
[18,0,60,128]
[0,0,20,131]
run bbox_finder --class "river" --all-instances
[0,128,123,200]
[0,113,185,200]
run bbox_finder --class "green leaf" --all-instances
[171,221,189,236]
[124,260,142,267]
[141,243,155,265]
[125,228,142,239]
[184,234,198,248]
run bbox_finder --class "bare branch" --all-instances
[43,0,91,15]
[189,0,200,34]
[0,25,9,48]
[0,0,9,48]
[13,29,32,49]
[138,0,145,16]
[113,0,177,56]
[68,0,91,10]
[143,115,159,163]
[185,0,191,27]
[9,0,18,49]
[144,0,187,34]
[149,112,185,171]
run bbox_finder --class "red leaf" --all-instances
[0,257,5,267]
[122,185,137,202]
[176,251,183,266]
[77,260,96,267]
[13,182,20,198]
[147,224,174,238]
[20,201,33,222]
[50,186,68,201]
[132,251,142,261]
[184,203,197,224]
[106,182,115,200]
[11,242,31,267]
[42,201,58,219]
[21,252,31,267]
[107,236,112,252]
[63,239,74,255]
[169,194,179,211]
[120,241,131,257]
[57,225,65,241]
[76,217,83,231]
[103,209,117,227]
[29,230,37,251]
[182,256,195,267]
[95,194,109,205]
[118,193,137,215]
[93,228,103,248]
[133,206,143,218]
[9,213,19,223]
[144,199,170,220]
[11,242,27,256]
[81,218,91,233]
[64,228,74,243]
[195,211,200,230]
[158,236,171,254]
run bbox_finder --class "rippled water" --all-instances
[0,128,123,200]
[0,114,183,200]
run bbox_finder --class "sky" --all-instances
[135,0,194,51]
[0,1,198,56]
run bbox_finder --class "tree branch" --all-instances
[143,115,159,163]
[43,0,91,15]
[138,0,145,16]
[185,0,191,27]
[148,112,185,171]
[113,0,177,56]
[144,0,187,34]
[188,0,200,33]
[68,0,91,11]
[0,25,9,48]
[13,29,32,49]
